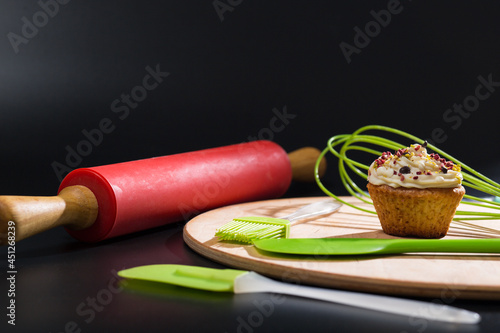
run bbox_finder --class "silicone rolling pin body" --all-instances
[60,140,292,242]
[0,141,326,244]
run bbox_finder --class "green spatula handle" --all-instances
[380,238,500,255]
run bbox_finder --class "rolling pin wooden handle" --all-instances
[288,147,327,182]
[0,185,98,245]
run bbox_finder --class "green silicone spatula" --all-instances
[118,264,480,324]
[251,238,500,255]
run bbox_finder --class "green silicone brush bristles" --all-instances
[215,216,291,244]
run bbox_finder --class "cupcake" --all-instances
[366,142,465,238]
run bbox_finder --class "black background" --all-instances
[1,1,500,332]
[2,0,500,196]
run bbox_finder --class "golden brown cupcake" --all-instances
[367,143,465,238]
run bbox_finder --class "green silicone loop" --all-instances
[314,125,500,221]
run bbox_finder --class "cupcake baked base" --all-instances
[366,183,466,238]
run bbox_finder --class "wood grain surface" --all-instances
[183,196,500,300]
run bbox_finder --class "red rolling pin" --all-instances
[0,141,326,244]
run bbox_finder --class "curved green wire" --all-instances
[314,125,500,220]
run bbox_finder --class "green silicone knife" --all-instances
[252,238,500,255]
[118,264,480,324]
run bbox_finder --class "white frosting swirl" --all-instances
[367,143,462,188]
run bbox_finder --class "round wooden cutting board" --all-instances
[183,196,500,300]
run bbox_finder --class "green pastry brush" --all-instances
[215,200,342,243]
